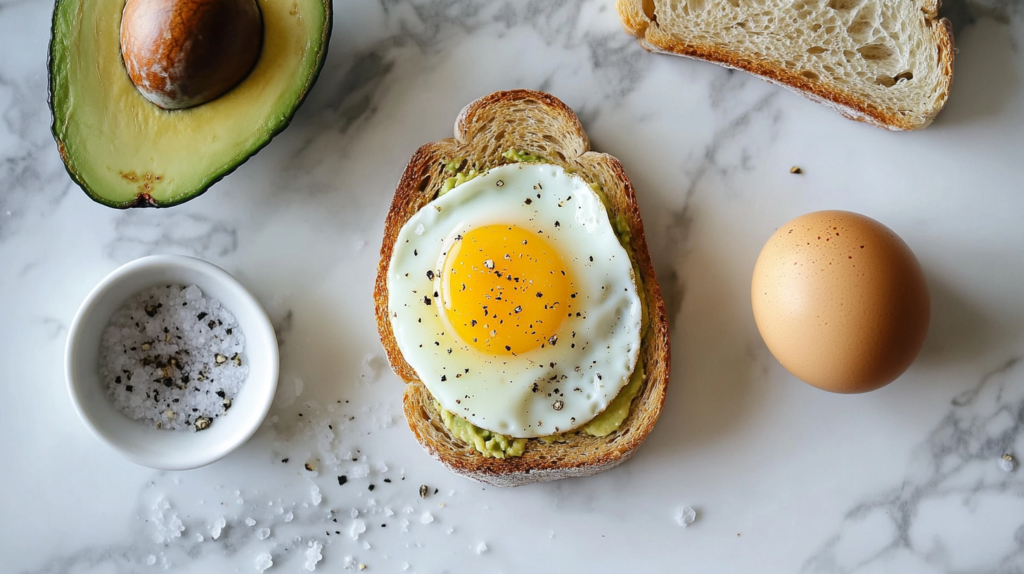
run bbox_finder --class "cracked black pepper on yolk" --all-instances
[438,224,575,355]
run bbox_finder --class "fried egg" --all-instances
[387,163,641,437]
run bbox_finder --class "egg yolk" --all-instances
[439,224,575,356]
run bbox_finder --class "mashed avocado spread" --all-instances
[435,362,645,457]
[432,151,647,458]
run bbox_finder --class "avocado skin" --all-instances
[47,0,334,209]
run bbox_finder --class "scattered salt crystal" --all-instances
[349,519,366,539]
[311,485,322,505]
[257,528,271,540]
[360,355,385,383]
[402,506,413,514]
[146,555,157,566]
[401,563,409,571]
[1000,454,1017,472]
[351,508,360,518]
[210,517,226,539]
[475,542,488,555]
[375,462,388,473]
[351,464,370,479]
[255,554,273,573]
[195,533,204,542]
[675,506,697,527]
[245,517,257,527]
[385,508,394,517]
[420,512,434,524]
[414,223,425,235]
[304,541,323,571]
[149,498,185,543]
[363,541,371,550]
[447,528,454,535]
[400,519,409,533]
[283,511,294,523]
[344,556,356,570]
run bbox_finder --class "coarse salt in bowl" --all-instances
[65,255,279,470]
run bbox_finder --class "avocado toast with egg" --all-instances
[374,90,669,487]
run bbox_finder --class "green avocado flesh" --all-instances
[48,0,331,208]
[436,362,646,458]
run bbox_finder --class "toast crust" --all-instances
[617,0,954,131]
[373,90,670,487]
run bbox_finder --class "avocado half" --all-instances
[48,0,332,208]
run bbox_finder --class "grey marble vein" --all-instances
[802,357,1024,574]
[104,211,239,261]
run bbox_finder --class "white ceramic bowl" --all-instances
[65,255,279,470]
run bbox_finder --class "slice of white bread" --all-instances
[373,90,670,487]
[618,0,954,130]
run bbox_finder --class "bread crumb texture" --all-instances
[619,0,953,130]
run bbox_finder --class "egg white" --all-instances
[387,163,641,437]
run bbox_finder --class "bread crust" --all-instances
[373,90,670,487]
[617,0,954,131]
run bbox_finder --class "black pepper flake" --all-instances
[384,478,391,483]
[548,335,558,346]
[282,458,289,463]
[589,256,594,262]
[338,475,348,485]
[525,198,533,205]
[496,180,504,187]
[197,312,208,320]
[426,270,435,280]
[424,296,432,305]
[419,485,429,498]
[441,375,447,382]
[369,484,375,491]
[144,305,158,317]
[304,462,315,471]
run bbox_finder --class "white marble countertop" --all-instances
[3,0,1024,572]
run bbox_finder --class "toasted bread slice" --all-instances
[373,90,670,487]
[618,0,954,130]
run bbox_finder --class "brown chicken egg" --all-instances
[751,210,930,393]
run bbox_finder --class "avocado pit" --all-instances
[120,0,263,110]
